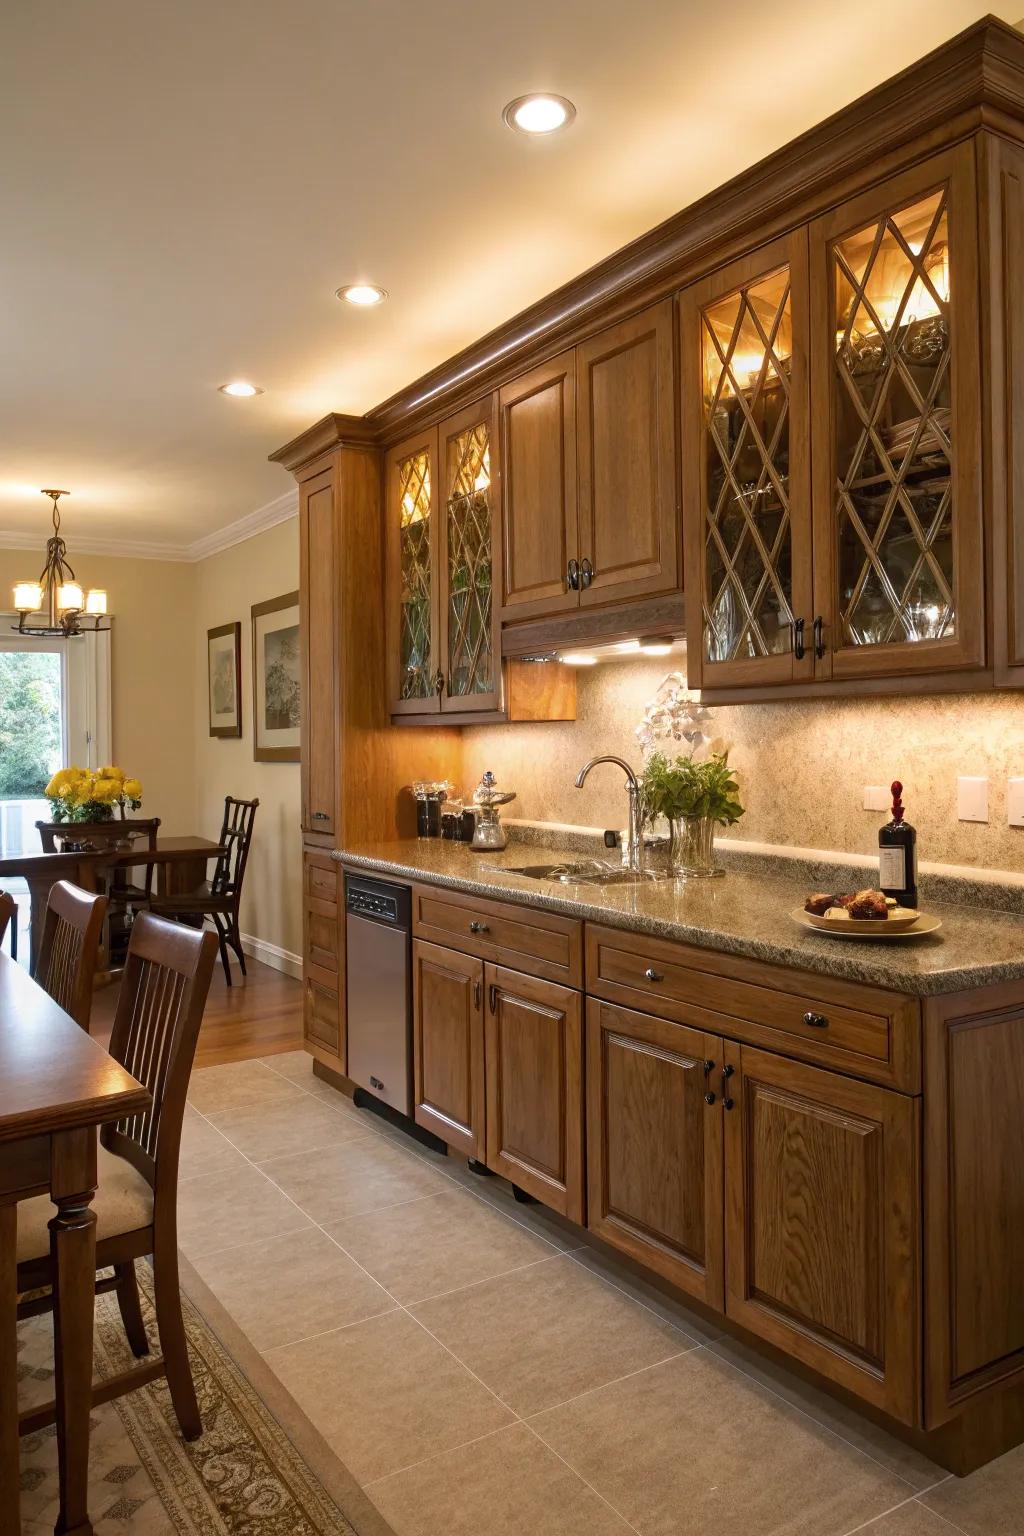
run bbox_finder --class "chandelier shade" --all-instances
[11,490,109,637]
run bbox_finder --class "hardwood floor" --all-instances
[91,954,304,1067]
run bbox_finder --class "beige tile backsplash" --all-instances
[463,657,1024,876]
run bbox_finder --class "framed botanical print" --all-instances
[251,590,300,762]
[207,621,242,738]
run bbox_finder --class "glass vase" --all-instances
[670,814,725,878]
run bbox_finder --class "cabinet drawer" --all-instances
[586,925,919,1091]
[306,899,340,975]
[413,885,582,987]
[306,973,341,1057]
[306,859,339,904]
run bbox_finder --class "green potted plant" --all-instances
[639,750,744,877]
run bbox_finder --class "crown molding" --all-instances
[0,487,299,564]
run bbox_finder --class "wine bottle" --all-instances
[878,780,918,907]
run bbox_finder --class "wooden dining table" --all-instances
[0,836,224,976]
[0,952,149,1535]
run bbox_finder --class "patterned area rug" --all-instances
[17,1262,392,1535]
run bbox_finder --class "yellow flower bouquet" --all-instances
[44,765,144,825]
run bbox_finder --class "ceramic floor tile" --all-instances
[186,1059,308,1114]
[206,1094,369,1161]
[530,1350,915,1536]
[853,1503,966,1535]
[258,1049,316,1082]
[708,1336,944,1491]
[571,1244,724,1346]
[368,1422,635,1536]
[921,1441,1024,1535]
[436,1159,586,1251]
[190,1226,395,1350]
[327,1187,561,1305]
[175,1162,312,1260]
[265,1309,514,1484]
[258,1135,453,1224]
[411,1252,693,1416]
[177,1105,249,1181]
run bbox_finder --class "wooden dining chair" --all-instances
[16,913,218,1442]
[0,890,15,956]
[150,796,258,986]
[35,880,108,1031]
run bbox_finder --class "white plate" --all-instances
[789,908,943,941]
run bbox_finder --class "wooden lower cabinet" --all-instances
[305,970,344,1067]
[724,1042,920,1425]
[412,939,485,1159]
[485,965,583,1221]
[586,1000,724,1309]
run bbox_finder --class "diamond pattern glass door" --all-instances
[397,449,434,700]
[831,190,954,649]
[445,420,495,700]
[700,269,795,664]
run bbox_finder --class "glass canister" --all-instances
[412,782,431,839]
[440,796,464,840]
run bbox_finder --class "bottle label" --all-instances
[879,846,906,891]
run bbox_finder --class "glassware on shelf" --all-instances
[397,450,434,700]
[445,421,494,701]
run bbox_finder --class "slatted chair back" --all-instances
[101,913,217,1196]
[210,795,258,901]
[36,817,162,853]
[35,880,107,1030]
[0,891,15,954]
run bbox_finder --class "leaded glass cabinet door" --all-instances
[810,146,984,680]
[438,396,502,714]
[681,233,813,690]
[386,428,441,715]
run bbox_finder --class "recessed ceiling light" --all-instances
[219,381,263,397]
[336,283,388,307]
[503,93,576,135]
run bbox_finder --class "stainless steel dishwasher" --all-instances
[344,875,412,1116]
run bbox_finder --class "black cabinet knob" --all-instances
[803,1011,829,1029]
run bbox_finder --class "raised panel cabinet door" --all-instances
[725,1043,920,1424]
[586,999,724,1310]
[305,970,344,1069]
[412,939,484,1157]
[809,143,984,681]
[577,301,679,606]
[300,466,339,835]
[680,232,813,691]
[437,395,503,713]
[484,964,583,1220]
[386,428,442,715]
[499,352,579,620]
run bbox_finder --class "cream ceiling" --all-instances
[1,0,1013,554]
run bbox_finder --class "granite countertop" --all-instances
[335,838,1024,997]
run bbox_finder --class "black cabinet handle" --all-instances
[644,967,664,982]
[813,616,826,659]
[721,1063,735,1110]
[704,1057,716,1105]
[434,668,445,695]
[792,618,806,660]
[803,1011,829,1029]
[567,559,580,591]
[474,979,481,1010]
[580,558,594,588]
[488,982,498,1014]
[311,811,330,822]
[469,920,490,934]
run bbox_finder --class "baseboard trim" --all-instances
[238,932,303,980]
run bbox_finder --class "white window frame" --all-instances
[0,613,112,769]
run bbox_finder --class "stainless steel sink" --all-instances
[492,859,669,886]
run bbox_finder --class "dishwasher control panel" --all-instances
[347,887,399,923]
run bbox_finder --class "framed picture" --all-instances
[207,621,242,738]
[251,590,300,762]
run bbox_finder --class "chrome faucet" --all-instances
[574,755,645,873]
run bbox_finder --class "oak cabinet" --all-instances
[438,396,503,713]
[412,938,485,1158]
[499,353,578,619]
[724,1043,919,1424]
[386,426,442,715]
[587,999,724,1309]
[484,964,583,1220]
[299,465,339,835]
[305,971,344,1066]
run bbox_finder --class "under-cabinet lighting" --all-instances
[559,652,598,666]
[640,639,674,656]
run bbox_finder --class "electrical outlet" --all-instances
[863,785,889,811]
[1008,777,1024,828]
[957,776,989,823]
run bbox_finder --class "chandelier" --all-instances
[11,489,109,637]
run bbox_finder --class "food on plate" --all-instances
[846,889,889,920]
[804,893,836,916]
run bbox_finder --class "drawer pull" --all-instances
[704,1057,716,1106]
[721,1063,735,1110]
[469,921,490,934]
[803,1011,829,1029]
[644,967,664,982]
[312,811,330,822]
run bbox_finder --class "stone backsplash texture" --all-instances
[462,656,1024,876]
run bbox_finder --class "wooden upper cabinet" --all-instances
[386,427,441,715]
[810,143,984,681]
[484,964,583,1220]
[724,1043,919,1425]
[577,301,679,606]
[499,352,578,619]
[412,938,485,1158]
[681,233,813,691]
[587,999,724,1310]
[299,465,339,837]
[438,396,502,713]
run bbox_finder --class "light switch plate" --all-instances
[863,785,889,811]
[958,776,989,823]
[1009,777,1024,828]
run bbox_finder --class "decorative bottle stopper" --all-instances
[890,781,905,823]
